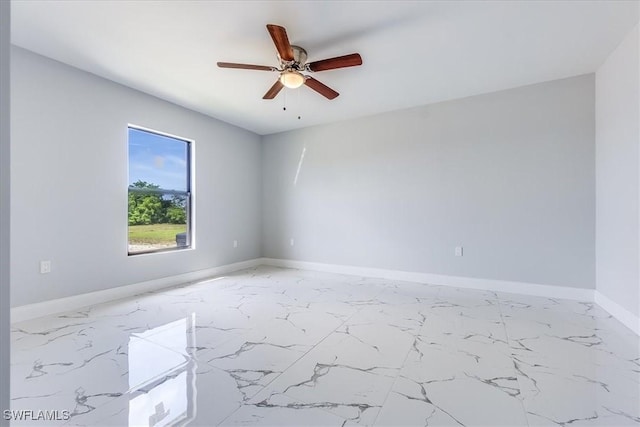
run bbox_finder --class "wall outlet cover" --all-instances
[40,260,51,274]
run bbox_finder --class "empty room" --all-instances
[1,0,639,426]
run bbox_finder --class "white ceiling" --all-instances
[11,1,640,135]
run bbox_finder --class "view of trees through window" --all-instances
[128,126,191,254]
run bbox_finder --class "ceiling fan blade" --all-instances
[266,24,294,62]
[307,53,362,72]
[263,80,284,99]
[217,62,275,71]
[304,77,339,100]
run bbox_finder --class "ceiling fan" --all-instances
[217,24,362,100]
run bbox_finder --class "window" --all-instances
[128,126,192,255]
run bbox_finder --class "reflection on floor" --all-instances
[10,266,640,426]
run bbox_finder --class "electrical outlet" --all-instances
[290,238,295,247]
[455,246,463,257]
[233,240,238,248]
[40,260,51,274]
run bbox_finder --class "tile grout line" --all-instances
[214,275,384,426]
[495,294,532,427]
[367,281,449,427]
[365,284,423,427]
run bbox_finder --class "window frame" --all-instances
[127,124,194,256]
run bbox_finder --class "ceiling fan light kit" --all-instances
[280,69,305,89]
[217,24,362,100]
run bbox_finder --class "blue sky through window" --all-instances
[128,128,188,191]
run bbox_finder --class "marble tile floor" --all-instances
[10,266,640,426]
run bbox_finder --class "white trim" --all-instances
[595,291,640,336]
[12,256,639,337]
[263,258,640,336]
[261,258,595,301]
[11,258,263,323]
[127,123,194,145]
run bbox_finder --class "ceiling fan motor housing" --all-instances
[285,45,307,69]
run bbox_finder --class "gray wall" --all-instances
[10,44,601,309]
[1,0,11,421]
[11,47,262,307]
[262,75,595,289]
[595,24,640,317]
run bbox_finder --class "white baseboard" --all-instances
[11,258,263,324]
[594,291,640,336]
[13,256,638,337]
[261,258,595,301]
[262,258,640,336]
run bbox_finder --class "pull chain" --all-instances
[282,88,287,111]
[281,88,302,120]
